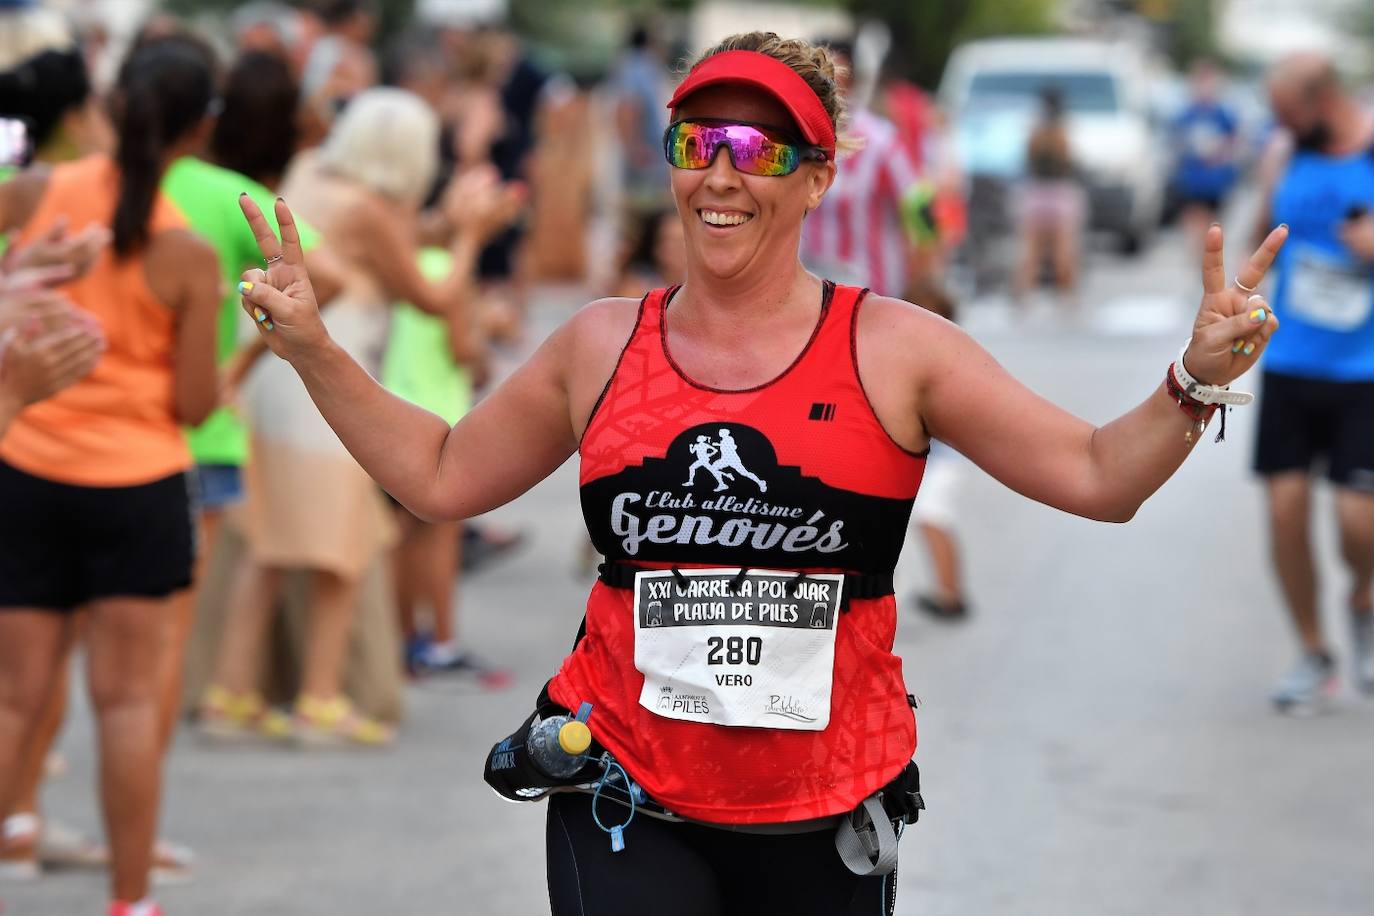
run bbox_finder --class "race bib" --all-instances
[633,568,843,731]
[1286,244,1373,331]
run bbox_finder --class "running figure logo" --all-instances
[683,429,768,493]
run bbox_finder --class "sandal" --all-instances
[196,685,294,744]
[150,838,195,886]
[37,818,108,871]
[294,696,393,748]
[0,814,40,882]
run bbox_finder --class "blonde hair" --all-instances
[690,32,858,153]
[318,88,438,204]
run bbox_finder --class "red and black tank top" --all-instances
[548,282,926,825]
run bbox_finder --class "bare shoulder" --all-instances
[565,295,644,350]
[149,228,218,270]
[521,295,643,372]
[555,296,645,428]
[853,293,990,451]
[342,186,393,228]
[325,185,394,247]
[146,229,221,308]
[857,293,971,367]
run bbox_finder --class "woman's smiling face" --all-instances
[669,84,835,283]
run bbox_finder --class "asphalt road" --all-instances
[6,223,1373,916]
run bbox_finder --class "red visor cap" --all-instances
[667,50,837,158]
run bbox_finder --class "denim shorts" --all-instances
[192,463,244,512]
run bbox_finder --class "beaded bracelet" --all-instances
[1166,361,1224,444]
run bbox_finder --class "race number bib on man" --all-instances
[1287,243,1373,331]
[633,568,843,731]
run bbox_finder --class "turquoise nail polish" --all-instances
[1232,340,1243,353]
[238,280,253,296]
[1249,307,1267,323]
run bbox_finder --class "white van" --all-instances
[939,37,1168,253]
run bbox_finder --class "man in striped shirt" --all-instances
[801,42,921,297]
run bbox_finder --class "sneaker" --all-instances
[911,592,969,623]
[414,643,514,689]
[0,814,40,882]
[196,685,294,744]
[1270,651,1338,714]
[403,633,434,678]
[1353,614,1374,696]
[108,900,163,916]
[294,696,393,748]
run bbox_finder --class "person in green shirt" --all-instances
[158,46,345,754]
[384,247,509,686]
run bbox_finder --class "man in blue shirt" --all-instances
[1172,60,1239,249]
[1253,53,1374,712]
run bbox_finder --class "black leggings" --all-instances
[546,793,897,916]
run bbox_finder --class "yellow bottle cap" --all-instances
[557,720,592,756]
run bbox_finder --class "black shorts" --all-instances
[546,793,897,916]
[1176,189,1225,212]
[0,460,195,611]
[1254,371,1374,491]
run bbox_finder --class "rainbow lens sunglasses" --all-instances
[663,118,828,177]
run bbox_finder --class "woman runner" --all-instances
[233,32,1286,916]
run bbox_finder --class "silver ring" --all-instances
[1234,276,1257,293]
[265,253,284,266]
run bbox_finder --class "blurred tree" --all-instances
[846,0,1056,90]
[1133,0,1219,68]
[162,0,418,43]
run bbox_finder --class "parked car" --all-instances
[940,37,1170,255]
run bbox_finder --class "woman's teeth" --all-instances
[700,210,752,227]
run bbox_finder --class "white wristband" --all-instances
[1174,340,1254,406]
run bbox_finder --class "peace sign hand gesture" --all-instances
[1183,223,1288,386]
[236,195,330,363]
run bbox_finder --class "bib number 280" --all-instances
[633,568,843,730]
[706,635,762,666]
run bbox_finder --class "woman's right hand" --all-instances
[3,218,111,280]
[237,195,332,364]
[441,165,524,246]
[0,290,105,409]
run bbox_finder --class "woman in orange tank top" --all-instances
[0,39,219,916]
[232,31,1286,916]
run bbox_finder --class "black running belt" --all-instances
[595,561,895,608]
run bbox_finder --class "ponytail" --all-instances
[109,38,214,256]
[112,75,163,255]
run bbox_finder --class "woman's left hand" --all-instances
[236,195,332,364]
[1183,223,1288,386]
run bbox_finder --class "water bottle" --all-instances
[527,701,593,779]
